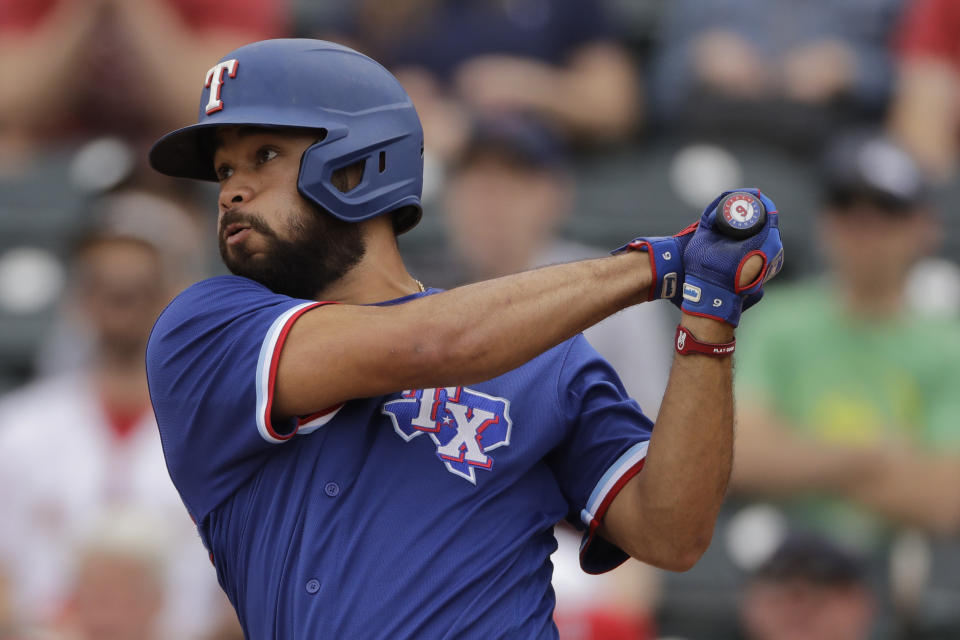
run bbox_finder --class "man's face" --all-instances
[70,552,163,640]
[75,239,169,356]
[212,127,365,299]
[820,199,934,289]
[742,578,873,640]
[444,152,567,279]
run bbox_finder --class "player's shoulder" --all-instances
[163,275,277,317]
[153,275,283,334]
[147,275,288,363]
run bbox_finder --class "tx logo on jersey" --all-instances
[382,387,512,484]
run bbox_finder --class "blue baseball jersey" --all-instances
[146,275,654,639]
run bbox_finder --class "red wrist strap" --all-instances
[675,325,735,357]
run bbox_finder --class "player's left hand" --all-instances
[681,189,784,326]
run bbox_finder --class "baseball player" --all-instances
[145,39,783,638]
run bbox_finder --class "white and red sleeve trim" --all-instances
[297,405,344,435]
[578,440,649,568]
[255,302,329,444]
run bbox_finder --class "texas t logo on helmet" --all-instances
[204,59,238,114]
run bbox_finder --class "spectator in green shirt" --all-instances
[732,131,960,548]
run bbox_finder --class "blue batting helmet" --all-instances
[149,39,424,233]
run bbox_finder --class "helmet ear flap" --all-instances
[297,119,423,230]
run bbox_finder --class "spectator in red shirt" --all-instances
[889,0,960,180]
[0,197,223,639]
[0,0,288,154]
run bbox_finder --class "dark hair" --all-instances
[69,232,160,266]
[753,533,866,587]
[820,130,927,214]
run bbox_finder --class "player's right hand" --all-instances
[680,189,784,326]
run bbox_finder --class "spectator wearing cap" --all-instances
[740,533,875,640]
[727,132,960,633]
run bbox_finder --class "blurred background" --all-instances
[2,0,960,638]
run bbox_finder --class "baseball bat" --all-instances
[713,191,769,286]
[714,191,767,239]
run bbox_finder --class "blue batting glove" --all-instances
[681,188,784,326]
[613,221,698,306]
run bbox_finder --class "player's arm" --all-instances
[273,251,654,417]
[595,190,784,571]
[599,314,736,571]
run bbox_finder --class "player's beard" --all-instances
[218,205,365,300]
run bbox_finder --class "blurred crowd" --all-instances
[1,0,960,638]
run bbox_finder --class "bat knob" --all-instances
[714,191,767,239]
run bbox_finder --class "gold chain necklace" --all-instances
[414,278,425,293]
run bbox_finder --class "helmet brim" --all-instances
[149,122,225,182]
[149,116,331,182]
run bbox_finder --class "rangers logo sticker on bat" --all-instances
[721,192,763,231]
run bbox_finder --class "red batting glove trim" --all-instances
[674,221,699,238]
[627,240,658,301]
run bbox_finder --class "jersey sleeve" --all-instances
[146,275,331,521]
[547,335,654,575]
